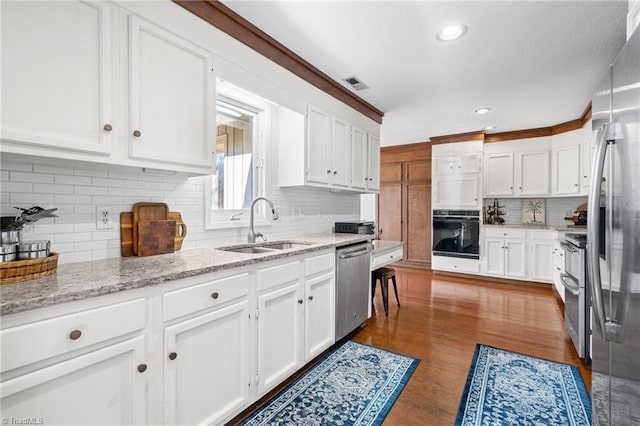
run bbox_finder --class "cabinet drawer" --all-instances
[527,229,555,240]
[257,260,301,292]
[1,298,146,373]
[371,247,403,270]
[305,252,335,276]
[163,272,249,322]
[432,256,480,273]
[484,227,526,239]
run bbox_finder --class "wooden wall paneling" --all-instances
[378,183,402,241]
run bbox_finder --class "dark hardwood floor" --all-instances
[352,267,592,426]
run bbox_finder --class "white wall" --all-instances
[1,158,360,265]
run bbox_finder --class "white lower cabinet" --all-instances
[163,300,251,425]
[0,249,337,425]
[304,253,336,361]
[256,260,304,395]
[1,336,147,425]
[0,292,149,425]
[552,238,566,302]
[482,227,555,283]
[528,231,555,282]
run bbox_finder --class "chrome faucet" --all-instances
[248,197,279,243]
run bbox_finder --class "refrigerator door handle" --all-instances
[588,124,613,341]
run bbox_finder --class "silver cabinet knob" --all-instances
[133,130,142,137]
[103,123,113,132]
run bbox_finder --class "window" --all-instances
[213,99,256,210]
[205,81,273,229]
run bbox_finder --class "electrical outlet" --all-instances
[96,206,115,230]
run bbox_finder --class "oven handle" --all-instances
[559,241,579,254]
[559,273,580,296]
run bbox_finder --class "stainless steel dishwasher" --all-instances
[335,241,372,341]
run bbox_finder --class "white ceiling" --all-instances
[221,1,628,146]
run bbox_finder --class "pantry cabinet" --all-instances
[1,1,114,156]
[0,1,215,174]
[378,143,432,269]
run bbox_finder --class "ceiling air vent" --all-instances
[343,76,369,91]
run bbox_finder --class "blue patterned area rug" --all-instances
[240,341,419,426]
[456,344,591,426]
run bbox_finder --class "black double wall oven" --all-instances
[432,210,480,259]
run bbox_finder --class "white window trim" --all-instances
[205,86,275,230]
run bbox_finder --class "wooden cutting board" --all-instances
[132,203,169,255]
[137,219,175,257]
[120,211,187,257]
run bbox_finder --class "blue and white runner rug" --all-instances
[240,341,419,426]
[456,344,591,426]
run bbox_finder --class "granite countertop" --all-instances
[482,224,587,233]
[0,233,371,316]
[371,239,404,255]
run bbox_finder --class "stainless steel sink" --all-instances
[258,241,312,250]
[217,241,313,254]
[219,246,275,254]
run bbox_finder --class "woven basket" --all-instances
[0,252,59,284]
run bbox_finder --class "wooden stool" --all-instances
[371,267,400,316]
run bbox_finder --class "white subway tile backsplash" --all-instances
[10,171,53,183]
[10,193,55,204]
[34,184,74,194]
[56,175,91,185]
[2,158,360,265]
[74,168,108,178]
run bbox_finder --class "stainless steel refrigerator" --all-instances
[588,24,640,426]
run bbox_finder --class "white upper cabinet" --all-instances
[432,141,483,209]
[1,2,215,174]
[128,16,215,170]
[515,151,549,196]
[484,152,514,196]
[366,134,381,191]
[551,128,586,195]
[351,126,368,190]
[331,116,352,188]
[1,1,113,156]
[278,104,379,193]
[306,105,333,185]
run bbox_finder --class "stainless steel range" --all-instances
[560,233,590,362]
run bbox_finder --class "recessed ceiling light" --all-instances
[436,24,467,41]
[484,126,497,131]
[475,107,491,114]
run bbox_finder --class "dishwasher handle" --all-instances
[338,246,371,259]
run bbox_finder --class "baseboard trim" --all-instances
[433,270,553,289]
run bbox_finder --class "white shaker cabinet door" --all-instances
[256,282,303,396]
[504,239,527,278]
[367,134,381,191]
[331,117,352,188]
[552,144,580,195]
[0,337,147,425]
[484,153,514,196]
[516,151,550,195]
[1,1,113,155]
[129,16,214,169]
[304,272,335,361]
[351,126,368,190]
[163,300,251,426]
[305,105,332,185]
